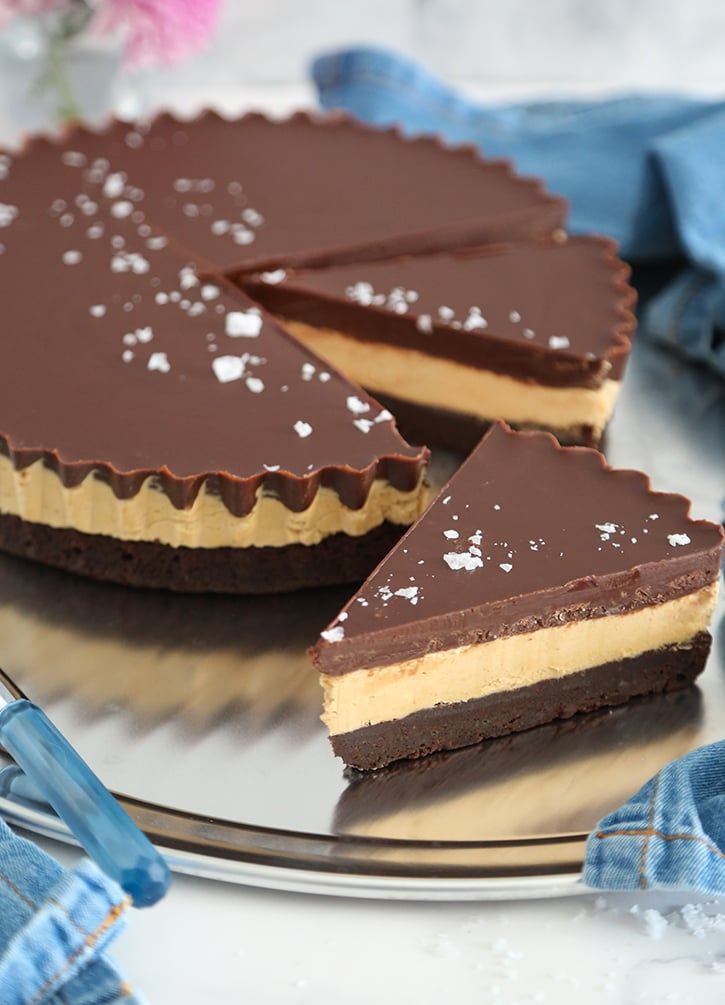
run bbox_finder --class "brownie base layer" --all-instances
[373,392,600,453]
[331,633,711,770]
[0,512,407,594]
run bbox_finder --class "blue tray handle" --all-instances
[0,699,171,907]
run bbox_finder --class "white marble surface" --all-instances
[33,838,725,1003]
[3,48,724,1004]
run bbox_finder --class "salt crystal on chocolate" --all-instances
[668,533,691,547]
[103,173,126,199]
[346,396,371,415]
[212,355,245,383]
[226,310,262,337]
[444,552,483,572]
[0,204,18,228]
[321,626,345,643]
[147,351,170,373]
[549,335,571,350]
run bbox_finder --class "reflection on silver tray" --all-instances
[0,339,723,900]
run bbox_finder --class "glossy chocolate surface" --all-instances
[0,112,568,512]
[313,423,724,674]
[0,120,441,514]
[35,112,565,273]
[246,238,635,388]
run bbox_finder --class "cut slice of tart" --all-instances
[310,422,723,770]
[245,237,636,449]
[0,153,427,593]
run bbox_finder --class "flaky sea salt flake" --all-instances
[212,355,245,383]
[111,200,133,219]
[145,235,168,250]
[260,269,286,285]
[444,552,483,572]
[321,626,345,644]
[395,586,419,604]
[147,351,170,373]
[179,266,198,290]
[0,203,19,228]
[103,172,126,199]
[226,310,262,338]
[549,335,571,350]
[346,395,371,415]
[61,151,86,168]
[294,420,313,438]
[667,533,691,547]
[463,307,487,331]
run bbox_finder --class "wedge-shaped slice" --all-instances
[246,237,636,449]
[310,423,723,770]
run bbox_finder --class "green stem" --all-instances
[42,33,82,124]
[31,4,95,126]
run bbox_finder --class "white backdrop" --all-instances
[148,0,725,94]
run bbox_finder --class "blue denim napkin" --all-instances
[312,46,725,378]
[0,818,142,1004]
[585,741,725,894]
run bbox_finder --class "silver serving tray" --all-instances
[0,339,722,900]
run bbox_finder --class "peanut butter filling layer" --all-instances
[322,584,718,736]
[285,322,621,435]
[0,455,427,549]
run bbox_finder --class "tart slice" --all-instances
[310,423,723,770]
[245,237,636,449]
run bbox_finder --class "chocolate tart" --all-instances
[310,423,724,770]
[245,237,636,449]
[0,111,566,591]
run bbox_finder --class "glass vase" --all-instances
[0,14,134,140]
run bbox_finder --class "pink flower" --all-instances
[96,0,223,66]
[0,0,74,26]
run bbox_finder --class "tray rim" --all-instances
[0,787,587,899]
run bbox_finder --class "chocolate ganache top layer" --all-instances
[245,237,636,389]
[312,423,724,674]
[0,137,427,514]
[0,111,567,512]
[22,112,567,273]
